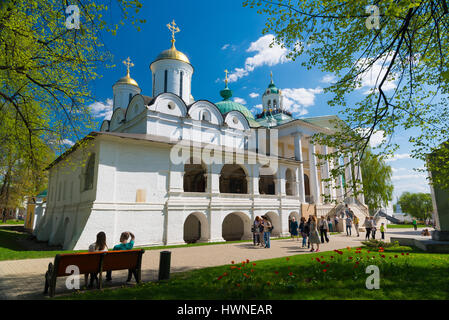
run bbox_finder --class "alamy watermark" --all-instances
[365,5,380,30]
[365,265,380,289]
[65,5,80,30]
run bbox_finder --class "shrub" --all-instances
[361,239,399,248]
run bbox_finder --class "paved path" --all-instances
[0,228,431,299]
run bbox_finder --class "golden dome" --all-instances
[115,74,139,87]
[154,44,190,64]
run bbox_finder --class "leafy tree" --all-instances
[397,192,433,220]
[361,149,394,214]
[244,0,449,191]
[0,0,144,209]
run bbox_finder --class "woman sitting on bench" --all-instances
[86,232,108,288]
[106,231,136,282]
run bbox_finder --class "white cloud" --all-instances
[356,54,397,94]
[321,74,336,84]
[391,173,427,181]
[385,153,411,162]
[281,87,322,116]
[233,97,247,105]
[356,128,386,148]
[249,92,259,98]
[228,34,290,83]
[250,104,263,114]
[89,98,113,120]
[221,44,230,50]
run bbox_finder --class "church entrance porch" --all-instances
[222,212,252,241]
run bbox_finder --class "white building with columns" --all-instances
[34,22,368,250]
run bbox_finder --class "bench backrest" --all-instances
[55,252,105,276]
[102,249,143,271]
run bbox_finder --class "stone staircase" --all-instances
[316,198,370,232]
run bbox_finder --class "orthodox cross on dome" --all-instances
[167,19,180,47]
[123,57,134,77]
[270,71,273,83]
[224,69,229,87]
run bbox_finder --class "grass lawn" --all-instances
[0,226,290,261]
[387,224,427,229]
[62,245,449,300]
[0,219,24,225]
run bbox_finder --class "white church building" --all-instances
[34,22,368,250]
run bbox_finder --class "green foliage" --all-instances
[361,239,399,248]
[0,0,144,206]
[397,192,433,219]
[361,149,394,212]
[244,0,449,190]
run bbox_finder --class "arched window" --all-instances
[129,93,132,103]
[84,154,95,191]
[220,165,248,194]
[259,165,276,195]
[184,159,206,192]
[267,100,271,108]
[201,110,211,122]
[180,71,184,96]
[273,99,277,108]
[164,70,168,93]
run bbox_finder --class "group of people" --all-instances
[363,217,386,240]
[252,215,273,248]
[85,231,136,288]
[290,216,330,252]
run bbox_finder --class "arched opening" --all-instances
[183,212,209,243]
[184,159,206,192]
[259,166,276,195]
[222,212,251,241]
[304,174,311,202]
[264,212,281,237]
[220,165,248,194]
[285,168,296,196]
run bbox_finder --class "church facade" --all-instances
[34,22,368,250]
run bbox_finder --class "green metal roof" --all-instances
[37,189,47,198]
[216,84,260,127]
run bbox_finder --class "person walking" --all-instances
[319,216,329,243]
[86,231,108,288]
[353,215,360,237]
[309,216,321,252]
[262,216,272,248]
[371,217,377,239]
[364,217,372,240]
[252,216,261,246]
[380,222,386,240]
[345,216,353,236]
[290,217,299,241]
[334,215,339,232]
[305,217,311,249]
[258,218,265,247]
[299,217,308,248]
[106,231,136,282]
[327,216,333,232]
[412,219,417,231]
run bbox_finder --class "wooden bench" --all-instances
[44,249,145,297]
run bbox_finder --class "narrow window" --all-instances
[84,154,95,191]
[152,74,155,96]
[164,70,168,93]
[180,71,183,96]
[129,93,132,103]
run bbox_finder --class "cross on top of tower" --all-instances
[224,69,229,86]
[123,57,134,77]
[167,19,180,46]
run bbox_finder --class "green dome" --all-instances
[215,99,256,121]
[264,82,279,95]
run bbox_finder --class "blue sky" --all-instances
[86,0,431,203]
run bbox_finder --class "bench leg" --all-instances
[98,272,103,289]
[44,272,49,294]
